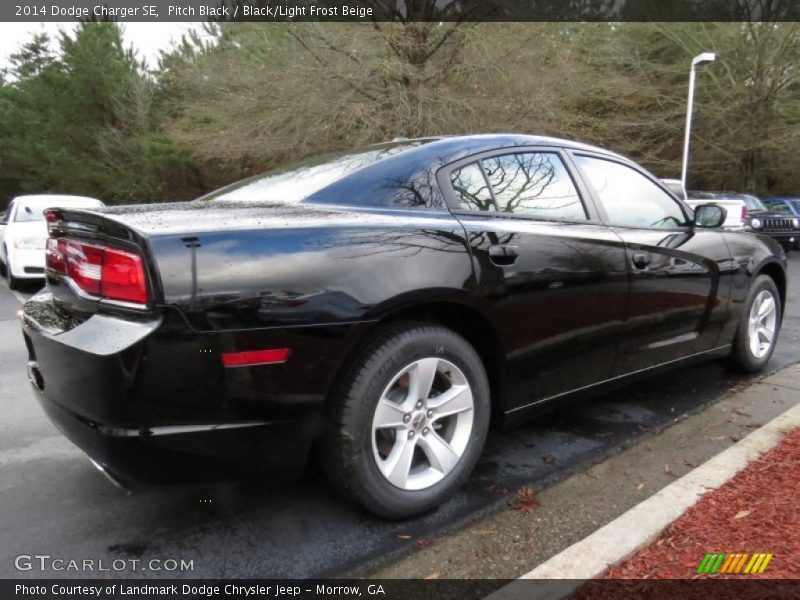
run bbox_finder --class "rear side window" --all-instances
[575,155,687,229]
[450,152,587,221]
[450,163,494,212]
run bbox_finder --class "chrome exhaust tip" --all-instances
[89,459,130,491]
[26,361,44,393]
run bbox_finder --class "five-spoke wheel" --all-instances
[371,358,474,491]
[322,324,490,518]
[732,274,782,372]
[747,289,777,359]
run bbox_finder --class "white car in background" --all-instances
[659,179,748,230]
[0,194,104,289]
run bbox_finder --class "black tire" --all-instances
[5,253,20,291]
[321,323,490,519]
[730,274,781,373]
[780,242,793,253]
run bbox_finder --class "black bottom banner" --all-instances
[3,579,800,600]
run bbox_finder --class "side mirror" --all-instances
[694,204,726,228]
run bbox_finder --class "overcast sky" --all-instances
[0,22,205,69]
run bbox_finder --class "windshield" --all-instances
[742,195,767,212]
[771,203,793,215]
[200,143,422,203]
[14,204,46,223]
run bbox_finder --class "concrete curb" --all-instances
[489,399,800,600]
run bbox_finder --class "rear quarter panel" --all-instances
[139,208,477,423]
[148,208,475,332]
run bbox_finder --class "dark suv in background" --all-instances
[691,191,800,251]
[763,197,800,249]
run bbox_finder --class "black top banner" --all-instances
[6,0,800,23]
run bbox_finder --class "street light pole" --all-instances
[681,52,717,191]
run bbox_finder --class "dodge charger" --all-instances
[20,135,786,517]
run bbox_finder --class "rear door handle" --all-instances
[489,244,520,266]
[632,252,652,270]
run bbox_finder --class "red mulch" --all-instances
[602,427,800,579]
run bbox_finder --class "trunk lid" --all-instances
[41,200,353,317]
[93,200,346,236]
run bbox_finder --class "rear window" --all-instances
[200,143,423,204]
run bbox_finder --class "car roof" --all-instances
[194,133,636,210]
[298,134,636,209]
[387,133,630,163]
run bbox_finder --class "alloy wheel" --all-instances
[748,289,777,359]
[371,358,474,491]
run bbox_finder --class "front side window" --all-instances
[575,155,687,229]
[482,152,586,220]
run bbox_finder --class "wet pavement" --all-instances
[0,254,798,579]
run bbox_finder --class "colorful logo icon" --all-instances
[696,553,773,574]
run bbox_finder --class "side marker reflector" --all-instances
[221,349,291,367]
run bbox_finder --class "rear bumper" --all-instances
[19,291,366,486]
[31,386,312,486]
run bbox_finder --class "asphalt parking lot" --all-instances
[1,254,799,579]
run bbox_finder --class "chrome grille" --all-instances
[760,217,794,231]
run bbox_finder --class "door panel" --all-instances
[569,153,733,375]
[457,215,629,409]
[610,228,730,375]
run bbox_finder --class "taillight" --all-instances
[66,241,103,296]
[101,247,148,304]
[45,238,148,305]
[741,205,747,225]
[45,239,66,273]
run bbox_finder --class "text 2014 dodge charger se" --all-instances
[21,135,786,517]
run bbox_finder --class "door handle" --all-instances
[489,244,520,266]
[632,252,652,270]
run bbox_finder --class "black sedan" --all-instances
[21,134,786,518]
